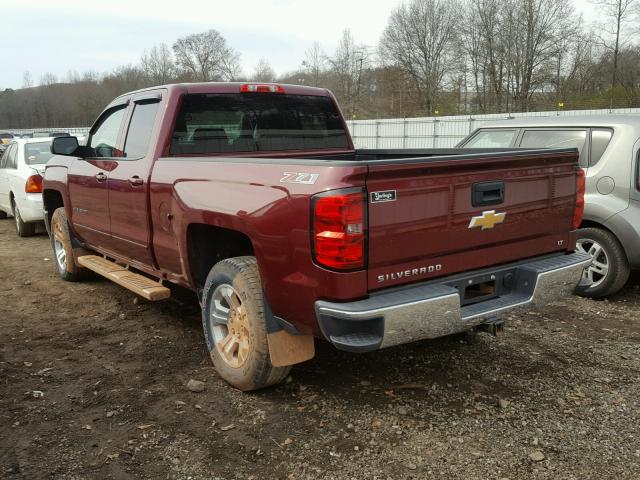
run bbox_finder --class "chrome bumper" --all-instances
[315,252,591,352]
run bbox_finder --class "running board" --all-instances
[77,255,170,301]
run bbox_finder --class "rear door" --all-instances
[0,144,14,212]
[106,93,162,266]
[68,104,128,249]
[365,150,579,290]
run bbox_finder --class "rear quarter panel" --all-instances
[150,158,368,335]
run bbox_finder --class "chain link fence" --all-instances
[346,107,640,149]
[8,127,91,137]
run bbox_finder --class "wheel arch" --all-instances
[42,188,65,231]
[186,223,256,290]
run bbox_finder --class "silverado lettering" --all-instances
[377,265,443,283]
[43,82,590,391]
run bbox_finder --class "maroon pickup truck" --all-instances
[43,82,590,390]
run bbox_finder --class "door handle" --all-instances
[128,176,144,186]
[95,172,107,182]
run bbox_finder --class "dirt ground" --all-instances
[1,219,639,480]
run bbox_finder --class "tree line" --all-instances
[1,0,639,128]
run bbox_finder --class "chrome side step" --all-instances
[77,255,170,301]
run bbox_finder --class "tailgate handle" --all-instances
[472,181,505,207]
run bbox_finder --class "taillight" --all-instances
[25,174,43,193]
[240,84,285,93]
[313,189,366,270]
[572,168,586,230]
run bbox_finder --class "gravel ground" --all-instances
[0,219,639,480]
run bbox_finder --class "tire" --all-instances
[0,210,7,219]
[575,227,630,298]
[201,256,291,391]
[50,207,91,282]
[12,200,36,237]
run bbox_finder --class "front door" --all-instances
[107,97,162,266]
[68,104,127,249]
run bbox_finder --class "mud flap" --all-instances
[263,292,315,367]
[267,330,315,367]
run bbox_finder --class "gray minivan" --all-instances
[459,115,640,297]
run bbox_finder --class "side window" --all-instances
[123,100,161,158]
[590,128,613,166]
[0,146,9,168]
[519,129,588,167]
[6,144,17,169]
[462,129,518,148]
[88,106,127,158]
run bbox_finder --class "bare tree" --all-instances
[508,0,579,111]
[591,0,637,91]
[252,58,276,82]
[172,30,241,81]
[302,41,325,87]
[327,30,371,118]
[460,0,516,112]
[22,71,33,89]
[379,0,459,114]
[141,43,175,85]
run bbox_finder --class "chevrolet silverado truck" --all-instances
[43,82,590,391]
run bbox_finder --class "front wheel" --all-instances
[575,227,630,298]
[50,207,91,282]
[201,257,291,391]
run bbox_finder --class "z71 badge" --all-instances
[280,172,319,185]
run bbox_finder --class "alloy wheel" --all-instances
[208,283,252,369]
[576,238,609,288]
[52,220,67,271]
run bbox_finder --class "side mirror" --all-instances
[51,136,81,156]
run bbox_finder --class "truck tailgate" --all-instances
[366,149,579,290]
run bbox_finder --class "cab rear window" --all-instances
[170,93,349,155]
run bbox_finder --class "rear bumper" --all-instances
[17,194,45,223]
[315,251,591,352]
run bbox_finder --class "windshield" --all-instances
[24,141,54,165]
[170,93,349,155]
[463,129,517,148]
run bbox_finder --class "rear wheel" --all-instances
[50,207,91,282]
[0,210,7,219]
[201,256,290,391]
[575,227,630,298]
[12,200,35,237]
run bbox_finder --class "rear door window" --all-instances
[590,128,613,166]
[5,144,17,169]
[462,129,517,148]
[170,93,349,155]
[519,129,588,167]
[123,100,160,158]
[0,145,10,168]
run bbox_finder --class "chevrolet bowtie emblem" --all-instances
[468,210,506,230]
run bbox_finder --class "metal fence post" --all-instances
[433,119,439,148]
[402,119,407,148]
[375,121,380,149]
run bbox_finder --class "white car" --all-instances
[0,138,54,236]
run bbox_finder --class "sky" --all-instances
[2,0,599,89]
